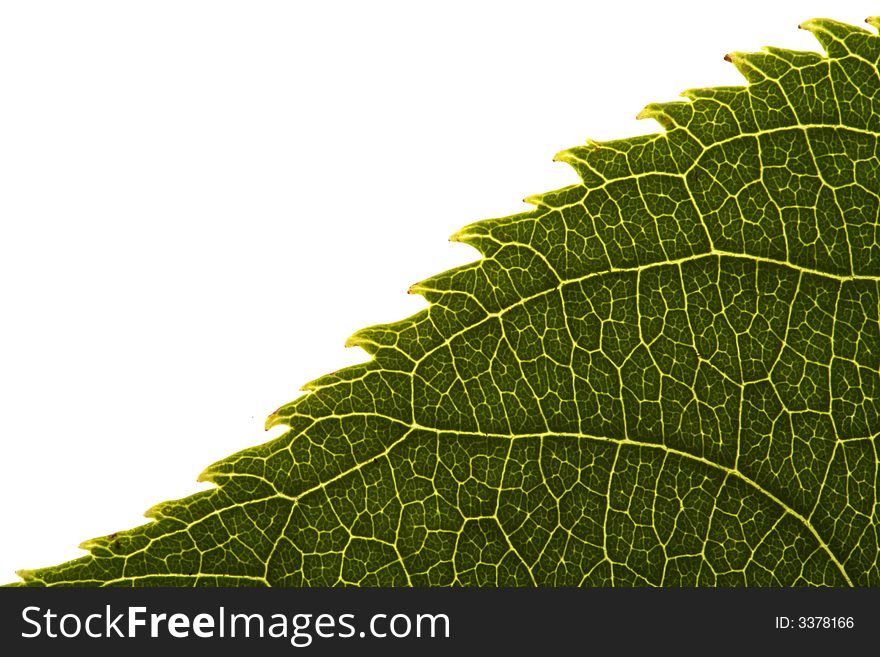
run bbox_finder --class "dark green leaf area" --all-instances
[15,17,880,587]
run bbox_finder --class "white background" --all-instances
[0,1,873,581]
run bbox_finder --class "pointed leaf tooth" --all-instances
[199,453,254,484]
[724,51,770,83]
[78,537,102,550]
[551,147,579,165]
[636,101,692,130]
[523,192,550,207]
[298,367,358,392]
[553,144,606,186]
[448,223,493,255]
[553,139,605,182]
[732,48,820,85]
[402,278,449,304]
[196,465,217,483]
[447,227,471,243]
[799,17,872,36]
[554,138,602,162]
[143,503,161,519]
[868,16,880,30]
[800,18,875,59]
[287,360,376,397]
[265,402,297,428]
[344,329,381,355]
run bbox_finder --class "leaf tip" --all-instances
[15,569,35,582]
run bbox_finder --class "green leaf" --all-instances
[13,15,880,587]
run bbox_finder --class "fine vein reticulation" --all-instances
[14,17,880,587]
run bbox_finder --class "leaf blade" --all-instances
[14,15,880,587]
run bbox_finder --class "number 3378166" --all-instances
[803,617,853,629]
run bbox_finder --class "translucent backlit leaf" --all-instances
[13,16,880,587]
